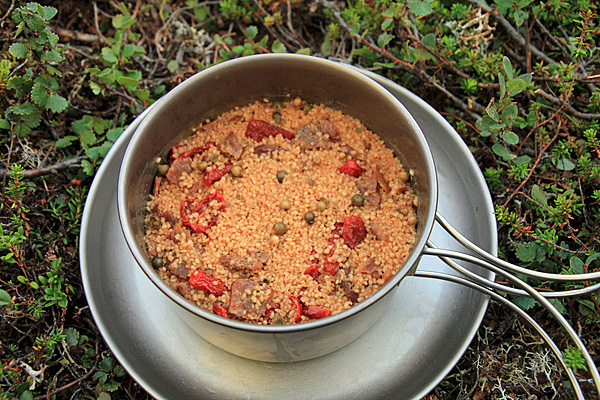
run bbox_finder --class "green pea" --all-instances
[280,199,292,210]
[231,165,243,177]
[316,201,326,212]
[351,194,365,207]
[273,111,283,124]
[158,164,169,176]
[151,257,164,269]
[304,211,315,225]
[274,222,287,235]
[276,170,286,183]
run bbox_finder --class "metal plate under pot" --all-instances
[80,71,497,399]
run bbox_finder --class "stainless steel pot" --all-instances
[117,53,438,362]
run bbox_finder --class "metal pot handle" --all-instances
[417,212,600,399]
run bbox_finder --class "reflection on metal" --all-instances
[423,212,600,399]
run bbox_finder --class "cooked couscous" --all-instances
[144,98,418,325]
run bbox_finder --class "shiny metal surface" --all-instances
[80,71,497,399]
[117,54,438,362]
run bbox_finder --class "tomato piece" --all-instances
[339,160,365,178]
[213,303,229,318]
[323,259,339,276]
[304,305,331,319]
[203,163,232,187]
[189,270,226,296]
[304,265,319,279]
[178,141,215,159]
[289,296,302,323]
[342,215,366,249]
[246,119,294,141]
[180,190,226,233]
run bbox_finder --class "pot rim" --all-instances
[117,53,438,333]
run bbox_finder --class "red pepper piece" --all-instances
[213,303,229,318]
[203,163,232,187]
[342,215,366,249]
[180,190,226,233]
[289,296,302,323]
[246,119,294,141]
[304,305,332,320]
[339,160,365,178]
[189,270,226,296]
[323,259,339,276]
[178,141,215,159]
[304,265,319,279]
[322,222,344,276]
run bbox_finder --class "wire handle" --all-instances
[421,212,600,399]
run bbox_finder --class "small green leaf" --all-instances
[101,48,118,64]
[421,33,436,47]
[486,103,500,122]
[381,17,393,30]
[133,89,149,101]
[512,295,536,310]
[503,56,513,80]
[0,289,11,306]
[513,9,528,26]
[515,242,537,262]
[90,81,103,95]
[116,76,138,90]
[99,356,115,373]
[570,256,584,275]
[246,25,258,40]
[45,95,68,113]
[513,154,531,165]
[408,0,434,16]
[113,14,134,30]
[548,298,567,315]
[0,118,10,130]
[552,157,576,171]
[501,103,518,121]
[43,6,58,20]
[55,136,77,148]
[81,159,95,176]
[492,143,515,160]
[498,72,506,99]
[296,48,311,55]
[377,33,395,48]
[64,327,80,346]
[502,131,519,145]
[167,60,179,73]
[506,78,527,95]
[271,39,287,53]
[9,43,28,58]
[107,127,124,142]
[531,184,548,206]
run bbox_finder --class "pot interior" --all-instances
[118,54,438,328]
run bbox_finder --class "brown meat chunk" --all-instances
[153,176,162,197]
[368,222,388,241]
[170,263,190,279]
[219,131,243,160]
[357,175,381,207]
[341,280,359,303]
[319,120,340,141]
[356,258,383,278]
[228,279,271,319]
[166,157,192,184]
[253,144,284,155]
[373,168,391,193]
[176,283,193,300]
[219,251,269,276]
